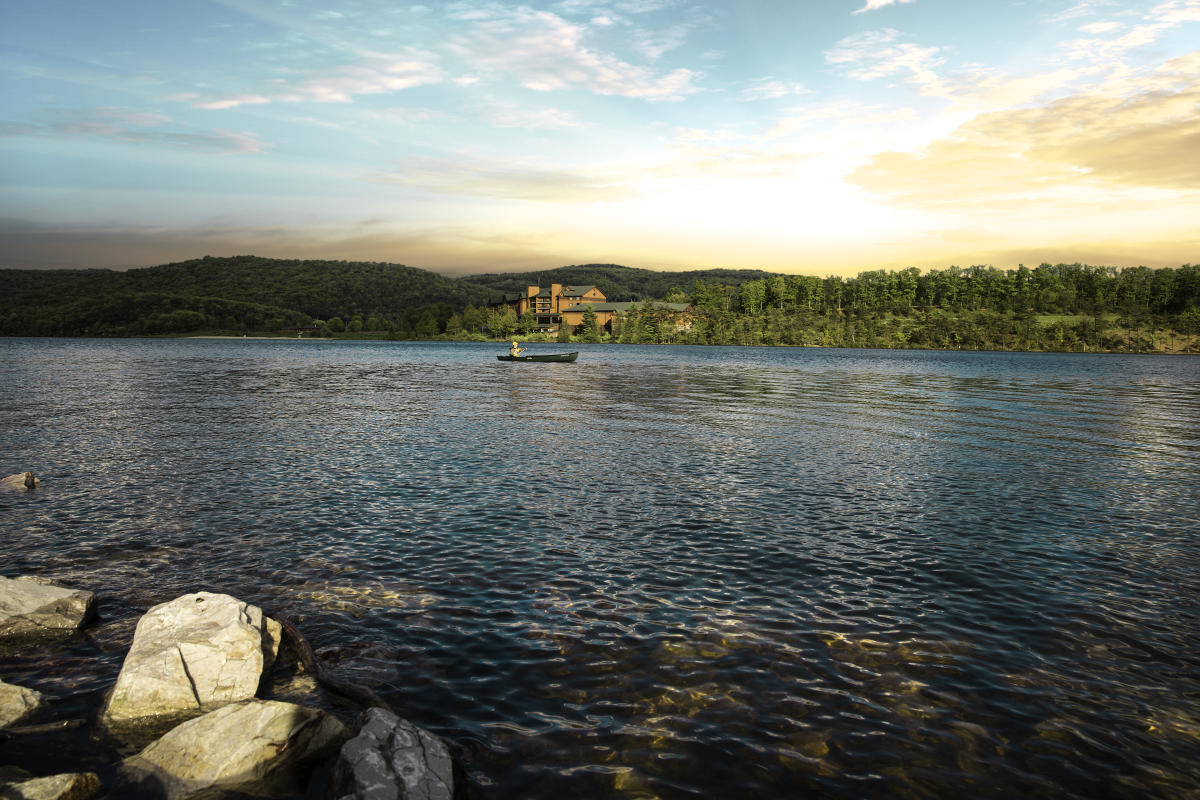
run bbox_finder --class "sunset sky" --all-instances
[2,0,1198,276]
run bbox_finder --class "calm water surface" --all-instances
[2,339,1198,798]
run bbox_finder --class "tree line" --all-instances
[609,263,1199,352]
[1,257,1196,352]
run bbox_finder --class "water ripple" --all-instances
[1,340,1198,798]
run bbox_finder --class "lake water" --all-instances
[2,338,1198,799]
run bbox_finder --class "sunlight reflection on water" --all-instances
[2,339,1199,799]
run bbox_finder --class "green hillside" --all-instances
[0,255,498,337]
[461,263,776,301]
[2,255,1197,352]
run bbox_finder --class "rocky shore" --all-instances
[0,576,457,800]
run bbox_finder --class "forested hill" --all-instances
[2,255,495,319]
[0,255,498,336]
[460,263,777,301]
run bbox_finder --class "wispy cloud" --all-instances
[369,154,628,202]
[739,78,811,101]
[361,106,444,127]
[853,0,916,15]
[478,102,586,129]
[824,28,943,85]
[447,7,697,100]
[1061,1,1200,64]
[631,22,692,60]
[188,51,442,109]
[194,94,272,111]
[0,107,268,153]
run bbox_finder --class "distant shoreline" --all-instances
[188,335,324,341]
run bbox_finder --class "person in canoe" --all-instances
[509,341,526,358]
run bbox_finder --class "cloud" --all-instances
[1044,2,1117,24]
[478,102,585,129]
[447,8,697,100]
[739,79,811,101]
[1080,20,1122,34]
[194,94,272,110]
[361,106,443,126]
[824,29,943,86]
[0,107,268,153]
[187,51,442,109]
[849,53,1200,206]
[368,155,629,202]
[1150,0,1200,25]
[631,23,692,60]
[853,0,916,14]
[1057,1,1200,66]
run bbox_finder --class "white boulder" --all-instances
[0,773,99,800]
[102,592,282,727]
[330,707,455,800]
[0,678,45,728]
[0,577,95,640]
[116,699,348,800]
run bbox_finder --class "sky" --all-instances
[1,0,1198,276]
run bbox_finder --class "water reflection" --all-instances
[1,340,1198,799]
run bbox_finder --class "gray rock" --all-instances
[330,707,455,800]
[0,678,45,728]
[116,699,348,800]
[0,577,95,640]
[0,773,100,800]
[102,592,282,728]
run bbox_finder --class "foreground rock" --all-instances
[103,592,282,728]
[0,773,99,800]
[0,678,45,728]
[330,707,455,800]
[0,577,95,640]
[115,700,348,800]
[1,472,39,491]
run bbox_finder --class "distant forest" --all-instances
[0,255,1197,353]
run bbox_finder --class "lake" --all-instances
[2,338,1198,799]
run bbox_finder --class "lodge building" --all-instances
[493,283,694,334]
[495,283,608,330]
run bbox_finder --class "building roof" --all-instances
[561,285,600,297]
[562,301,691,313]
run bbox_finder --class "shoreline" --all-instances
[178,336,1199,355]
[187,335,325,341]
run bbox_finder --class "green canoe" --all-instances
[497,352,579,363]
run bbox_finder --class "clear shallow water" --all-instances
[2,338,1199,799]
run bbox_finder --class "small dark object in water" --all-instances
[496,352,578,363]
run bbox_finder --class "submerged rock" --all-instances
[0,773,100,800]
[330,707,455,800]
[0,678,45,728]
[115,699,348,800]
[0,577,95,641]
[102,592,282,728]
